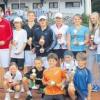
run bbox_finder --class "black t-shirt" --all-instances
[24,67,45,88]
[23,23,39,50]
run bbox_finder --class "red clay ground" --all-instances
[0,89,100,100]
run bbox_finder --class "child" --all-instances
[10,17,27,71]
[4,62,22,100]
[42,53,66,100]
[69,52,92,100]
[61,51,78,98]
[61,50,77,77]
[23,57,45,100]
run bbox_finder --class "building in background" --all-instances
[0,0,92,16]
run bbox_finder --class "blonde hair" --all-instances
[27,10,35,16]
[89,12,100,33]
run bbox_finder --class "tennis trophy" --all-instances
[39,35,45,53]
[89,34,96,50]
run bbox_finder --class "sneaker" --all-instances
[26,95,33,100]
[5,93,10,100]
[14,92,20,99]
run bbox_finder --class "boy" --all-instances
[42,53,66,100]
[4,62,22,100]
[23,57,45,100]
[61,50,77,76]
[69,52,92,100]
[10,17,27,71]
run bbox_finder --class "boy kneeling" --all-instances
[4,62,22,100]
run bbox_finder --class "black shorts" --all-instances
[43,94,65,100]
[11,58,24,70]
[53,49,67,59]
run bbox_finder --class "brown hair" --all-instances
[9,62,18,68]
[47,53,58,61]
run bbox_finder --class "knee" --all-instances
[22,77,29,85]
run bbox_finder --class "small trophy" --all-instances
[50,81,56,86]
[39,36,45,53]
[89,34,96,50]
[73,29,78,45]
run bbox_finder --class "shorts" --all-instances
[0,49,10,68]
[24,51,36,67]
[43,94,65,100]
[53,49,67,59]
[96,54,100,64]
[11,58,24,70]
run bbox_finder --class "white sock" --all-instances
[5,92,10,100]
[27,90,32,96]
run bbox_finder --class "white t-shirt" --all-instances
[4,70,22,82]
[10,29,27,58]
[94,28,100,54]
[51,24,68,49]
[61,59,78,73]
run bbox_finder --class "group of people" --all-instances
[0,6,100,100]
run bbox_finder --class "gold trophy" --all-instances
[89,34,96,50]
[39,36,45,53]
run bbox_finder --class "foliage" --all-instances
[82,13,89,26]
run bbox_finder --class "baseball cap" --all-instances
[54,12,63,18]
[64,51,74,57]
[38,15,47,21]
[14,17,22,22]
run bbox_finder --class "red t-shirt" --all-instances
[0,18,13,49]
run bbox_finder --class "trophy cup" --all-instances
[73,29,78,45]
[39,36,45,53]
[89,34,96,50]
[57,32,64,48]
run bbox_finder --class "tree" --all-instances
[92,0,100,12]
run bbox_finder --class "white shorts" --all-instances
[24,51,36,67]
[0,49,10,68]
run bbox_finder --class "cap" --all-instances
[38,15,47,21]
[64,51,74,57]
[14,17,22,22]
[54,12,63,18]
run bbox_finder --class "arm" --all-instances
[87,84,92,100]
[94,29,100,44]
[46,30,57,52]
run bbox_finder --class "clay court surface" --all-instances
[0,89,100,100]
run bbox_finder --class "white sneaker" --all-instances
[14,92,20,99]
[5,93,10,100]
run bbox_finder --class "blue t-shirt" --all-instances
[68,25,89,51]
[74,67,92,97]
